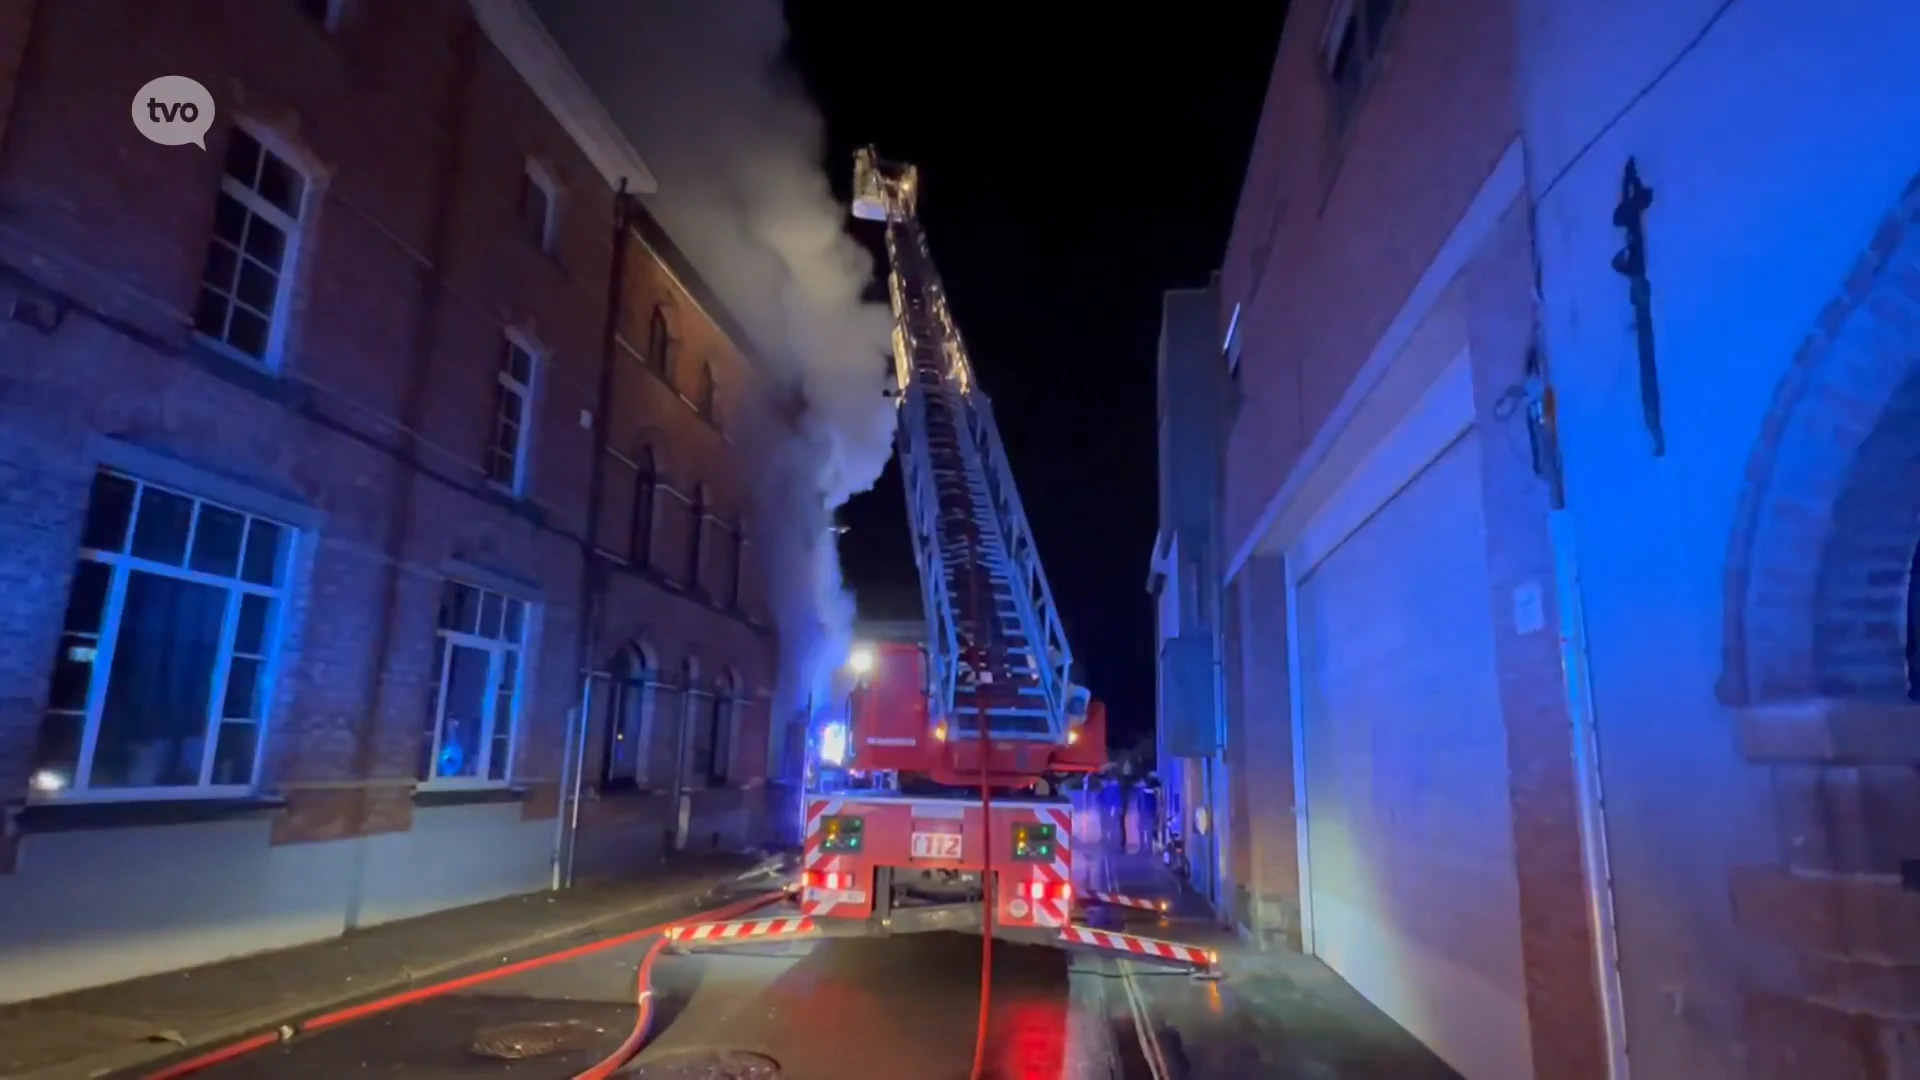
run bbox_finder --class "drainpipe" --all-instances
[551,180,634,891]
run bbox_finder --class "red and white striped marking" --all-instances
[1082,891,1170,913]
[1029,805,1074,927]
[801,797,863,918]
[1059,925,1217,969]
[668,915,819,943]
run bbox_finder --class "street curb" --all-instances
[11,863,777,1080]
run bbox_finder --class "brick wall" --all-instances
[1720,175,1920,1078]
[0,0,783,864]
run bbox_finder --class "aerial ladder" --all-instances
[667,151,1214,975]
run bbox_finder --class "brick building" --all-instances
[1212,1,1917,1078]
[1215,0,1599,1077]
[0,0,796,1003]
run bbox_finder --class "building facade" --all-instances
[0,0,792,1004]
[1146,277,1234,917]
[1216,0,1918,1078]
[1216,1,1598,1078]
[1520,3,1920,1078]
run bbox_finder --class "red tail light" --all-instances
[1020,880,1071,902]
[805,870,854,890]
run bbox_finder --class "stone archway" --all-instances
[1718,174,1920,1077]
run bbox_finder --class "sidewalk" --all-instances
[1086,842,1461,1080]
[0,852,786,1080]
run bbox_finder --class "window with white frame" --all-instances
[602,645,657,789]
[521,163,559,254]
[194,127,306,364]
[422,579,526,784]
[29,470,290,798]
[488,337,536,492]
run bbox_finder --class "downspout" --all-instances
[552,180,634,890]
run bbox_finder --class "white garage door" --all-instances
[1295,431,1535,1080]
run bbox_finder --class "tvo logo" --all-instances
[131,75,216,149]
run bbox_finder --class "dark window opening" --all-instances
[631,446,656,567]
[687,489,707,591]
[647,306,673,376]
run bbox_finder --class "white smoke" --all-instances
[531,2,897,739]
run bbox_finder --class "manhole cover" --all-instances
[470,1019,608,1059]
[620,1049,782,1078]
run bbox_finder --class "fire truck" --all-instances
[669,151,1214,975]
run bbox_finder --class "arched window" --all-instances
[722,516,745,609]
[676,657,700,783]
[602,644,656,789]
[631,445,656,567]
[647,305,673,376]
[695,669,739,787]
[687,484,708,590]
[695,361,718,421]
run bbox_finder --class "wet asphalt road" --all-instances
[179,926,1080,1080]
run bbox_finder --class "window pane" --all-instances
[441,580,479,633]
[507,344,531,385]
[29,711,83,792]
[487,724,510,781]
[213,191,248,243]
[224,130,261,186]
[62,560,111,635]
[478,591,503,640]
[433,644,490,778]
[48,633,97,713]
[241,518,284,586]
[235,258,278,315]
[202,241,239,292]
[503,598,525,643]
[243,217,287,265]
[189,505,246,576]
[90,571,225,789]
[130,487,193,565]
[227,305,269,357]
[223,656,261,720]
[210,721,257,786]
[257,154,304,216]
[235,593,271,655]
[77,475,129,550]
[193,288,231,339]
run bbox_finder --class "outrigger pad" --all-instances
[1059,924,1220,978]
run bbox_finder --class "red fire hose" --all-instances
[142,889,784,1080]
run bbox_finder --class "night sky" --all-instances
[785,6,1287,748]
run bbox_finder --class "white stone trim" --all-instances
[469,0,658,195]
[1287,347,1475,579]
[1226,138,1524,583]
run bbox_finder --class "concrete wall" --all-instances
[1519,1,1920,1075]
[0,802,551,1003]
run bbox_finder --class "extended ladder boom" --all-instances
[852,148,1082,743]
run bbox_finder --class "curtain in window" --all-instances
[93,571,226,788]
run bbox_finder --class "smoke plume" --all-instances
[531,2,897,746]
